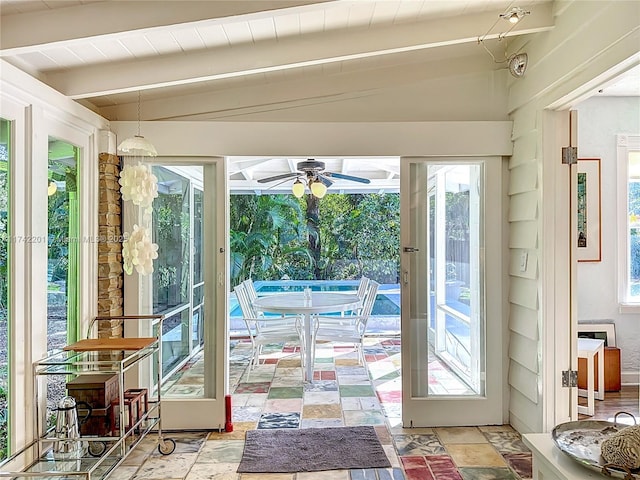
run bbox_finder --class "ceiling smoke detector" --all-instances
[508,53,528,78]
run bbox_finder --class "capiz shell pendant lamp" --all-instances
[117,91,158,157]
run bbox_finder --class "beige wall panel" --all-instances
[508,276,538,310]
[509,249,537,279]
[508,191,538,222]
[508,332,539,373]
[509,304,539,342]
[509,134,538,170]
[509,388,540,433]
[510,101,538,139]
[509,220,538,249]
[508,163,538,195]
[509,361,539,404]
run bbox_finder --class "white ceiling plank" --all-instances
[273,11,301,37]
[70,42,108,64]
[88,37,134,62]
[323,4,350,31]
[34,46,80,69]
[142,31,183,55]
[117,36,158,59]
[222,21,254,46]
[370,1,401,25]
[45,4,554,99]
[170,28,207,52]
[346,1,376,29]
[248,17,278,43]
[0,0,336,52]
[196,24,231,49]
[298,9,326,34]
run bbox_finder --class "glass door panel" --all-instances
[401,157,504,426]
[0,118,9,460]
[152,167,191,377]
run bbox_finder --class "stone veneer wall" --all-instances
[97,152,123,338]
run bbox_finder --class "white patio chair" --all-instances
[312,280,379,365]
[234,283,304,378]
[356,276,370,300]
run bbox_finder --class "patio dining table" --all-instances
[253,291,361,382]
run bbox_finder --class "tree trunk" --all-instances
[306,195,321,279]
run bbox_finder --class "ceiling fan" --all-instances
[257,159,371,198]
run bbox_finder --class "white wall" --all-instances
[575,96,640,383]
[506,0,640,433]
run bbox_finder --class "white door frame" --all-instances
[400,155,508,427]
[123,157,228,430]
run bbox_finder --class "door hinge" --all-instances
[562,370,578,387]
[561,146,578,165]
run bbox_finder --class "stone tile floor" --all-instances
[110,338,532,479]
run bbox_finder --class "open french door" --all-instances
[400,156,506,426]
[124,157,228,430]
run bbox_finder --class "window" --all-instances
[618,135,640,309]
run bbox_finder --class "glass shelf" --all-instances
[34,344,157,376]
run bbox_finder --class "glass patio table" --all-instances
[253,292,361,381]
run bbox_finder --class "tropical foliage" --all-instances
[230,192,400,286]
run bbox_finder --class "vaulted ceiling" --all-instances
[1,0,559,123]
[2,1,637,193]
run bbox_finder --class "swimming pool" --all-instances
[229,280,400,318]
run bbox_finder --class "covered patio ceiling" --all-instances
[228,156,399,195]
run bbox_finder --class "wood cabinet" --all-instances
[578,346,621,392]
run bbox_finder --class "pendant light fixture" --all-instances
[117,91,157,157]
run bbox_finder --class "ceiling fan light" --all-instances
[291,179,305,198]
[310,180,327,198]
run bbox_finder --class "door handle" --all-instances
[403,247,419,253]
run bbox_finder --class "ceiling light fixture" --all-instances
[292,179,305,198]
[117,91,158,157]
[310,179,327,199]
[48,180,57,196]
[500,7,530,24]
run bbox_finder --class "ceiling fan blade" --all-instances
[257,173,298,184]
[266,177,300,190]
[325,172,371,184]
[316,174,334,187]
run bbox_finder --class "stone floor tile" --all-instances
[344,409,387,426]
[132,452,198,479]
[297,470,349,479]
[302,403,343,418]
[458,467,517,479]
[196,440,245,463]
[435,427,487,445]
[394,434,446,456]
[446,444,506,467]
[186,462,239,479]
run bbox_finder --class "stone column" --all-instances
[97,131,124,338]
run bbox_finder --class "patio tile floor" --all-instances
[111,338,532,479]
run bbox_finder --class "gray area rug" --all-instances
[237,426,391,473]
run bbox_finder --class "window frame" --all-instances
[617,134,640,312]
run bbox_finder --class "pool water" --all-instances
[230,280,400,317]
